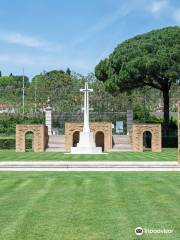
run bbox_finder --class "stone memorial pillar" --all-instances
[127,109,133,134]
[45,98,52,136]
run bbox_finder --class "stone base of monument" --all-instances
[71,132,102,154]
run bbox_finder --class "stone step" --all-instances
[109,149,132,152]
[113,140,130,144]
[113,143,132,148]
[112,135,132,152]
[0,161,179,171]
[46,147,65,152]
[111,148,132,152]
[49,135,65,139]
[113,136,130,139]
[46,146,65,149]
[113,135,131,144]
[112,147,132,151]
[113,135,130,139]
[48,135,65,143]
[48,142,65,145]
[48,136,65,149]
[48,143,65,148]
[112,136,133,151]
[47,135,65,152]
[49,139,65,143]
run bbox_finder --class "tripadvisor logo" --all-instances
[135,227,144,236]
[135,226,173,236]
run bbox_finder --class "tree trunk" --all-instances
[162,87,170,136]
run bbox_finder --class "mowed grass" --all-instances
[0,148,177,161]
[0,172,179,240]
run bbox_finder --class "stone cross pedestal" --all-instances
[71,83,102,154]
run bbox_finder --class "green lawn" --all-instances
[0,148,177,161]
[0,172,179,239]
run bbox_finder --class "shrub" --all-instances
[162,136,178,148]
[0,114,44,136]
[0,138,33,149]
[0,138,15,149]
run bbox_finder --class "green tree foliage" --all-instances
[30,70,84,112]
[0,76,14,88]
[0,75,29,89]
[95,26,180,134]
[0,75,29,107]
[0,114,44,136]
[66,68,71,75]
[26,71,131,117]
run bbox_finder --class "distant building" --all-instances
[0,103,16,114]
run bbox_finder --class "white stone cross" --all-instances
[71,82,102,154]
[80,82,93,132]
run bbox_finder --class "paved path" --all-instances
[0,161,179,171]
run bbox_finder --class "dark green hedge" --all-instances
[0,139,15,149]
[145,136,177,148]
[162,136,178,148]
[0,139,33,149]
[0,114,44,135]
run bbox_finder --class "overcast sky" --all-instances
[0,0,179,79]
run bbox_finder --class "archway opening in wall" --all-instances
[25,131,34,152]
[95,131,104,152]
[143,131,152,151]
[73,131,80,147]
